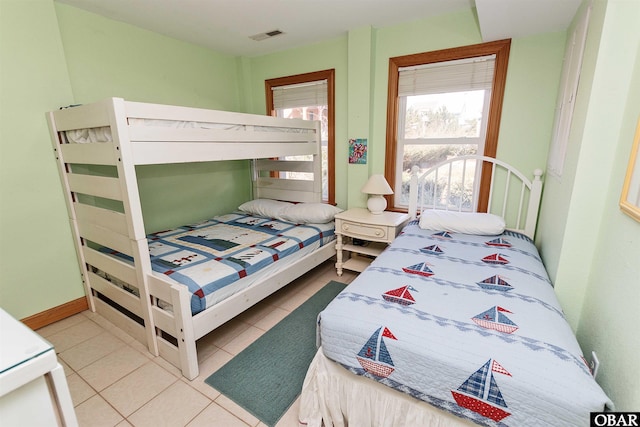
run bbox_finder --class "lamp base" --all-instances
[367,195,387,215]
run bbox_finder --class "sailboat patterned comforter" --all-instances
[318,221,612,426]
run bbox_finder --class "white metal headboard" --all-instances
[408,155,543,238]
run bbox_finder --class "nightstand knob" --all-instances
[343,224,349,230]
[375,230,381,236]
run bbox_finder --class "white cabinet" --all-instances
[0,308,77,426]
[334,208,409,275]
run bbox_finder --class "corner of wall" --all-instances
[346,27,375,209]
[236,56,254,114]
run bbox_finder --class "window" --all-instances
[265,70,335,204]
[385,40,511,212]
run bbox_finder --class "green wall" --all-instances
[536,0,601,290]
[0,0,81,320]
[55,4,240,110]
[246,9,565,212]
[537,0,640,411]
[0,0,250,319]
[497,33,566,175]
[0,1,566,321]
[243,37,350,207]
[54,4,251,234]
[2,0,637,411]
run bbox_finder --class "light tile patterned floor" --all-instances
[37,260,356,427]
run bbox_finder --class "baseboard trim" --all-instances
[22,297,89,330]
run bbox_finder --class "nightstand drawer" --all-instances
[340,221,387,240]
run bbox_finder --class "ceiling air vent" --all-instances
[249,29,284,41]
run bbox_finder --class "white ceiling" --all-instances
[475,0,583,42]
[54,0,582,57]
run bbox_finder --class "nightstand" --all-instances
[334,208,410,276]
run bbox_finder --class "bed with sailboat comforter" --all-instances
[301,219,612,426]
[98,210,335,315]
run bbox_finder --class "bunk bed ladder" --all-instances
[47,98,159,357]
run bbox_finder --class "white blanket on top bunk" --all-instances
[63,118,311,143]
[102,212,334,315]
[314,221,612,426]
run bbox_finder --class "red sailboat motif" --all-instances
[482,253,509,265]
[382,285,417,306]
[472,306,518,334]
[485,237,511,248]
[402,262,434,277]
[451,359,511,422]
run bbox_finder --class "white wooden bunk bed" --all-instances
[299,157,612,426]
[47,97,337,380]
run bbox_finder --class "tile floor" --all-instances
[37,260,357,427]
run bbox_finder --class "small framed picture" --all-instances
[349,138,367,164]
[620,118,640,222]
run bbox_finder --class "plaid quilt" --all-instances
[104,212,334,314]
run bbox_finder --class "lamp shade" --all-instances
[361,174,393,195]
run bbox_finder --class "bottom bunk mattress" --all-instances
[100,212,335,315]
[304,221,612,426]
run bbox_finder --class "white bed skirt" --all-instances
[298,348,477,427]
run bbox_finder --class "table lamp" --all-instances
[361,174,393,214]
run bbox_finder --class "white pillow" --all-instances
[278,203,343,224]
[238,199,293,218]
[418,210,505,235]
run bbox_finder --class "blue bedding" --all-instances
[104,212,334,315]
[318,221,612,426]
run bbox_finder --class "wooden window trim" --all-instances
[384,40,511,212]
[265,69,336,205]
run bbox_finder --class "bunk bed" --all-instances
[47,97,337,380]
[299,157,612,426]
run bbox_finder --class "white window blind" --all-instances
[398,55,496,96]
[272,80,328,109]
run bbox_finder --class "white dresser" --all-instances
[334,208,410,275]
[0,308,77,426]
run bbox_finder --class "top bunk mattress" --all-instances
[100,212,335,315]
[317,221,612,426]
[63,118,315,144]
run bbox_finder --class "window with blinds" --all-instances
[384,41,511,213]
[272,80,328,109]
[394,55,496,210]
[398,55,495,96]
[265,70,335,204]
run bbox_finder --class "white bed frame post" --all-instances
[169,285,198,380]
[524,169,544,239]
[408,166,420,220]
[108,98,159,357]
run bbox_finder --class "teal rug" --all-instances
[205,280,346,427]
